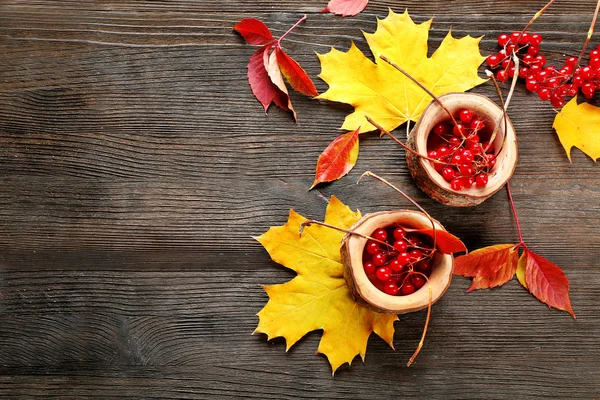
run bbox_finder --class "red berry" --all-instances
[428,150,438,159]
[463,176,474,188]
[449,136,461,146]
[366,241,380,255]
[372,228,388,242]
[530,33,542,46]
[526,79,539,92]
[518,32,530,45]
[451,177,464,191]
[537,87,551,101]
[486,153,497,168]
[373,253,386,266]
[469,142,483,154]
[384,282,399,295]
[376,267,391,281]
[401,282,415,295]
[393,240,408,252]
[501,58,512,69]
[508,66,516,78]
[393,227,406,240]
[459,109,473,123]
[573,75,584,87]
[397,252,410,266]
[510,32,521,43]
[518,67,530,79]
[545,78,560,89]
[412,275,426,289]
[461,149,474,163]
[591,57,600,68]
[442,167,455,182]
[459,164,474,177]
[535,55,546,66]
[470,119,484,131]
[409,249,423,261]
[416,260,432,275]
[438,146,449,157]
[529,64,542,75]
[550,93,565,108]
[452,154,462,165]
[591,49,600,58]
[487,54,501,67]
[453,123,465,137]
[582,83,596,99]
[496,69,509,82]
[565,56,578,68]
[581,66,594,80]
[433,123,449,136]
[498,33,510,47]
[389,259,404,272]
[467,134,480,145]
[527,45,539,56]
[475,173,488,187]
[364,261,375,274]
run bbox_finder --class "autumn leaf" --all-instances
[311,128,360,189]
[413,229,467,254]
[234,16,317,120]
[322,0,368,17]
[517,249,575,318]
[553,97,600,162]
[454,244,518,292]
[317,9,486,133]
[255,196,397,373]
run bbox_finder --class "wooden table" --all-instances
[1,1,599,398]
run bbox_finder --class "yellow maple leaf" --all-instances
[317,9,486,133]
[553,97,600,162]
[255,196,397,373]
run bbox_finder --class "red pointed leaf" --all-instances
[234,18,275,45]
[521,249,575,318]
[265,48,297,121]
[275,48,318,97]
[247,44,279,112]
[311,129,360,189]
[414,229,467,254]
[454,244,518,292]
[322,0,369,17]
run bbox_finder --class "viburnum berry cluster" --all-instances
[487,31,600,108]
[363,226,433,296]
[427,108,496,191]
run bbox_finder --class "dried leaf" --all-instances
[454,244,518,292]
[233,18,275,45]
[318,9,486,133]
[414,229,467,254]
[256,196,397,373]
[322,0,369,17]
[311,129,360,189]
[276,48,318,97]
[518,249,575,318]
[266,49,297,121]
[247,45,289,113]
[553,97,600,162]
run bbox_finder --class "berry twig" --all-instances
[299,219,396,251]
[407,283,432,367]
[506,182,525,247]
[576,0,600,62]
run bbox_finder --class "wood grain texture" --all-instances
[1,1,599,398]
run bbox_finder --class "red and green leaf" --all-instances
[413,228,467,254]
[454,244,519,292]
[311,129,360,189]
[322,0,369,17]
[233,18,275,45]
[517,249,575,318]
[276,47,318,97]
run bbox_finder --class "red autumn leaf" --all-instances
[311,128,360,189]
[233,18,275,45]
[276,47,318,97]
[247,44,289,113]
[518,249,575,318]
[322,0,369,17]
[454,244,518,292]
[413,229,467,254]
[265,48,297,121]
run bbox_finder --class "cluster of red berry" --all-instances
[362,226,433,296]
[487,31,600,107]
[426,109,496,191]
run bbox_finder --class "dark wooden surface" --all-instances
[1,1,600,398]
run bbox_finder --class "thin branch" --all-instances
[407,282,433,367]
[299,219,396,251]
[506,182,524,245]
[576,0,600,62]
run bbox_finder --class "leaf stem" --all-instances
[506,182,524,245]
[277,14,307,45]
[521,0,558,34]
[407,282,432,367]
[379,55,459,128]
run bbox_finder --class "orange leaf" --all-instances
[454,244,518,292]
[233,18,275,45]
[322,0,369,17]
[276,47,318,97]
[413,229,467,254]
[518,249,575,318]
[311,129,360,189]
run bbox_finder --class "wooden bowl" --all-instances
[406,92,518,207]
[340,210,453,314]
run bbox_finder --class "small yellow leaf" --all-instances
[255,196,397,373]
[317,9,486,133]
[553,97,600,162]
